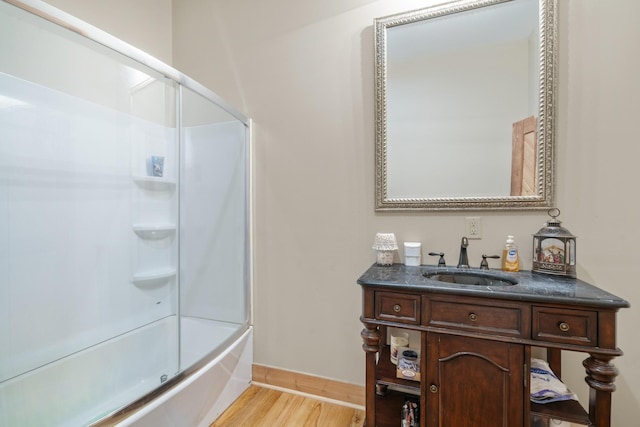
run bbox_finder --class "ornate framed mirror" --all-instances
[375,0,557,211]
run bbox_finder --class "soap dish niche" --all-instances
[131,268,176,285]
[132,175,176,191]
[133,224,176,239]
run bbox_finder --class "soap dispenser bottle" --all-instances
[502,235,520,272]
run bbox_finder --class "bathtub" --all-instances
[114,324,252,427]
[0,317,252,427]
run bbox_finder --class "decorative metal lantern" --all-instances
[532,208,577,278]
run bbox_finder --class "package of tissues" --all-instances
[530,358,578,404]
[396,347,420,382]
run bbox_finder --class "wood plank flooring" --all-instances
[210,385,365,427]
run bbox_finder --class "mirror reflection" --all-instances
[375,0,556,211]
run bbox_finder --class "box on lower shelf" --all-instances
[377,346,421,392]
[395,346,420,382]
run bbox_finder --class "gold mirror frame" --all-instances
[375,0,557,211]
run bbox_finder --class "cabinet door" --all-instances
[426,333,525,427]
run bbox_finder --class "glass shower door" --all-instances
[0,3,180,425]
[0,2,251,425]
[179,86,249,370]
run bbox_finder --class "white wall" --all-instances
[33,0,640,425]
[172,1,640,425]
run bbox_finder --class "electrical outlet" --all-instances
[465,217,482,239]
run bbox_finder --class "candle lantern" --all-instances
[373,233,398,266]
[532,208,577,278]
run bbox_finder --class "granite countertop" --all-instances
[357,263,630,309]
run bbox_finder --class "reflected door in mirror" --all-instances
[511,115,537,196]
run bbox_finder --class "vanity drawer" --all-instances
[375,291,420,325]
[424,296,529,338]
[532,306,597,347]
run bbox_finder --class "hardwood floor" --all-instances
[210,385,365,427]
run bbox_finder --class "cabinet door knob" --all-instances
[559,322,570,332]
[469,313,478,322]
[429,384,438,393]
[393,304,401,313]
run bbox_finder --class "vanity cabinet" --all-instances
[358,264,629,427]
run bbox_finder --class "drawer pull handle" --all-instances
[430,384,438,393]
[393,304,401,313]
[469,313,478,322]
[559,322,570,332]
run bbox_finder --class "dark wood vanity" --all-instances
[358,264,629,427]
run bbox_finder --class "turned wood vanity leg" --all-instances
[583,355,619,427]
[361,322,381,427]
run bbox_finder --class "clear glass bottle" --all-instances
[502,235,520,272]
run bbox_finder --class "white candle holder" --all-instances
[373,233,398,266]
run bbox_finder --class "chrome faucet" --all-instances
[457,236,469,268]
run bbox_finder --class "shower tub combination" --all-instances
[0,1,252,426]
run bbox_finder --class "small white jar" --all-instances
[404,242,421,266]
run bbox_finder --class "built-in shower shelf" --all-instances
[132,175,176,190]
[132,268,176,284]
[133,224,176,239]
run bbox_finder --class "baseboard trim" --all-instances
[252,364,365,408]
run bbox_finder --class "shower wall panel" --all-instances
[0,72,178,383]
[180,120,247,324]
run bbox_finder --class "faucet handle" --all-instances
[480,254,500,270]
[428,252,446,267]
